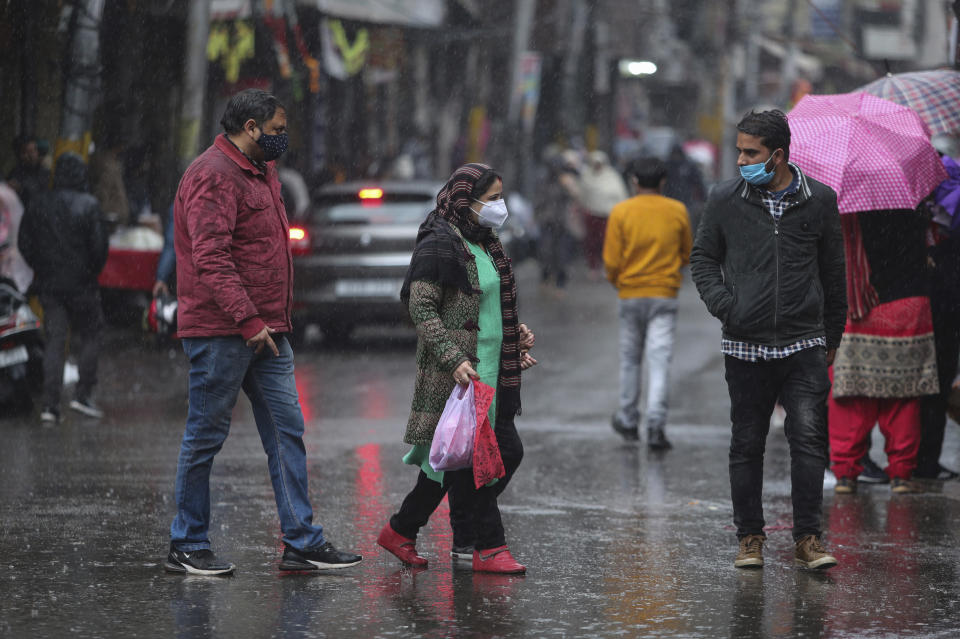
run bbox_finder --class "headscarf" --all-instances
[401,163,522,418]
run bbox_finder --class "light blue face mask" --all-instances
[739,149,781,186]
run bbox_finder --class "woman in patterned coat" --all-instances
[377,163,537,574]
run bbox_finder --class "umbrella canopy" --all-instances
[788,92,948,214]
[858,70,960,136]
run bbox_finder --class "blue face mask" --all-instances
[739,149,781,186]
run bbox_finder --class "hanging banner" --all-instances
[207,21,255,84]
[321,19,368,80]
[311,92,326,174]
[517,52,541,135]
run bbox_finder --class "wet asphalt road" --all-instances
[3,262,960,638]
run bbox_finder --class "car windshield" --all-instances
[312,201,433,225]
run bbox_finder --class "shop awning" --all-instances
[210,0,254,19]
[211,0,445,26]
[298,0,445,27]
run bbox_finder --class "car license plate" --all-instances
[0,345,28,368]
[334,279,404,298]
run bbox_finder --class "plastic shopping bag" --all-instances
[429,382,477,472]
[471,379,505,488]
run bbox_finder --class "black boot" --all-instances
[647,428,672,451]
[858,455,889,484]
[611,414,639,441]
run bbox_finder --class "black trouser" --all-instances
[391,416,524,551]
[538,219,572,289]
[916,305,960,476]
[40,289,103,409]
[724,347,831,542]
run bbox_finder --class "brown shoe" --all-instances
[734,534,765,568]
[834,477,857,494]
[794,535,838,570]
[891,478,923,494]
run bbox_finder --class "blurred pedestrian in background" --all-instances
[378,163,536,574]
[830,209,939,495]
[0,180,32,293]
[604,157,690,450]
[662,144,707,231]
[536,150,581,298]
[89,129,131,227]
[18,152,108,423]
[165,89,361,576]
[123,145,153,225]
[145,203,178,340]
[578,150,627,280]
[916,158,960,481]
[152,203,175,298]
[7,135,50,209]
[691,110,845,570]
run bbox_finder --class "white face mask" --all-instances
[473,198,509,228]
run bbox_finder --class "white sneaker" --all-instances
[450,546,474,560]
[40,407,60,423]
[69,399,104,418]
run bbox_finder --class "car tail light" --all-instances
[289,226,310,256]
[358,188,383,200]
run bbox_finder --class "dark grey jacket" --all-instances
[690,168,847,350]
[18,153,108,294]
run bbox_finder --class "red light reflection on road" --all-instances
[428,494,453,550]
[354,443,388,559]
[354,442,390,610]
[360,377,391,419]
[355,442,384,498]
[354,444,456,627]
[293,364,317,429]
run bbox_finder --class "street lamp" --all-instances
[619,59,658,77]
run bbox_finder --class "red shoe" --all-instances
[472,545,525,574]
[377,523,428,567]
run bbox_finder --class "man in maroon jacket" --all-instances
[165,89,361,575]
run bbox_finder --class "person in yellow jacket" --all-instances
[603,157,691,449]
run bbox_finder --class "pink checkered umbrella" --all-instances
[788,92,948,214]
[859,70,960,136]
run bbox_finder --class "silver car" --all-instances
[288,180,439,341]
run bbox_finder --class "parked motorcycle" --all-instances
[0,276,43,413]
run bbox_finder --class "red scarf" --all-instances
[841,213,879,321]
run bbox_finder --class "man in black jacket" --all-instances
[691,110,846,570]
[7,135,51,209]
[19,152,109,422]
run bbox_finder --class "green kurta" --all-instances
[464,238,503,419]
[404,238,503,483]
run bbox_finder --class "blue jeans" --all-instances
[615,297,678,431]
[170,335,325,552]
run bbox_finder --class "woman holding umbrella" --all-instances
[377,163,537,574]
[828,208,938,494]
[787,92,949,495]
